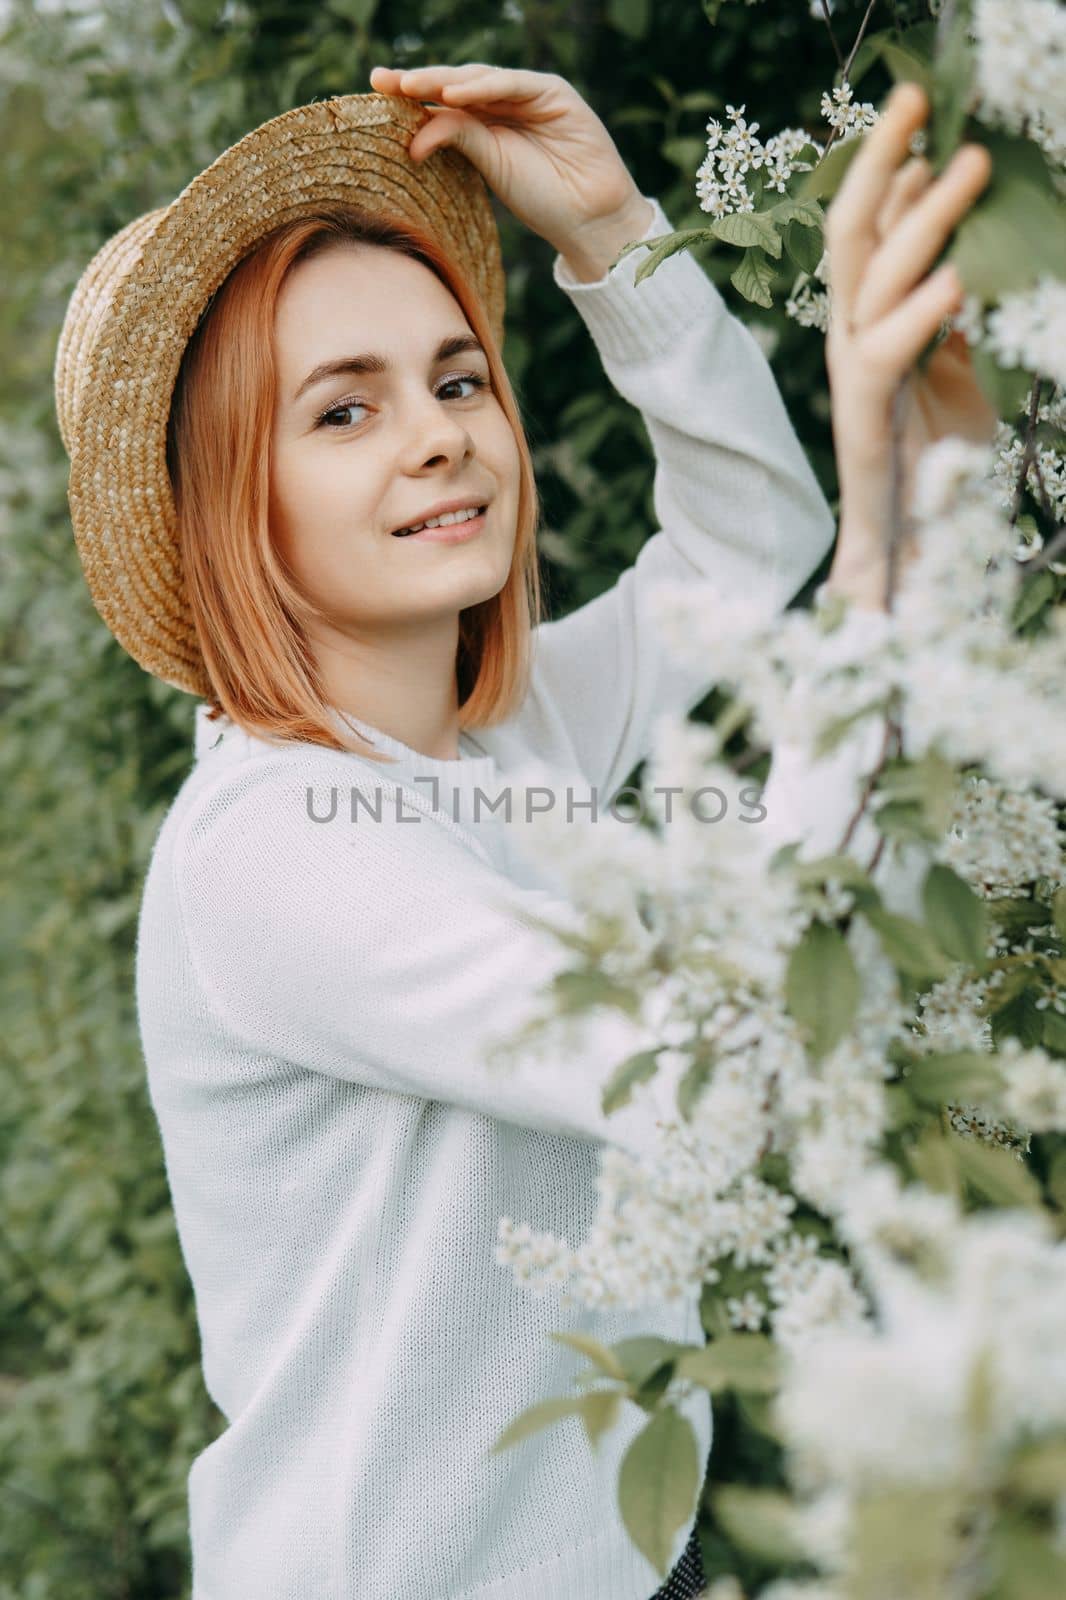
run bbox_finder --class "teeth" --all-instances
[398,505,483,535]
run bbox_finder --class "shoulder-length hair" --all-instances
[165,202,544,765]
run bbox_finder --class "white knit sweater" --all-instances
[135,194,889,1600]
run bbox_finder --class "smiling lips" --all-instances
[391,506,489,544]
[391,496,491,535]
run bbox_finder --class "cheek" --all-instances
[270,444,361,560]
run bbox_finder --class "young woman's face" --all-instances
[269,242,521,632]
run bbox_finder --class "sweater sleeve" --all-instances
[528,194,836,802]
[170,756,679,1162]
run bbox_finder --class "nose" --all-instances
[400,383,475,470]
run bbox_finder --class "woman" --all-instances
[54,65,994,1600]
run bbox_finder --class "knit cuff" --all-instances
[551,194,725,365]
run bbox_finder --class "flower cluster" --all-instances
[973,0,1066,167]
[696,105,822,220]
[983,276,1066,389]
[990,400,1066,538]
[492,430,1064,1335]
[818,81,878,142]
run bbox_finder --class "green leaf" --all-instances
[785,920,861,1060]
[885,1079,921,1130]
[1044,1010,1066,1058]
[708,1485,807,1563]
[811,697,892,759]
[601,1048,663,1115]
[729,246,777,308]
[949,1129,1043,1208]
[709,211,782,258]
[797,132,864,201]
[905,1126,962,1197]
[576,1389,624,1449]
[611,1337,685,1390]
[991,988,1046,1049]
[675,1332,781,1394]
[550,1330,626,1382]
[879,38,936,94]
[861,904,956,984]
[930,0,974,168]
[905,1050,1005,1109]
[873,799,947,846]
[765,196,824,230]
[326,0,379,21]
[661,136,711,175]
[624,228,715,285]
[874,749,959,838]
[922,864,990,970]
[551,969,640,1017]
[986,1513,1066,1598]
[618,1407,700,1578]
[1006,1438,1066,1501]
[783,218,824,274]
[967,344,1036,423]
[606,0,650,41]
[1052,886,1066,943]
[1046,1147,1066,1209]
[1012,568,1057,630]
[734,1386,787,1443]
[852,1485,967,1593]
[676,1046,716,1122]
[847,24,936,90]
[787,853,879,891]
[949,176,1066,300]
[491,1393,596,1454]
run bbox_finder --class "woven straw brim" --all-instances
[55,93,506,699]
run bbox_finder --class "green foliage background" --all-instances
[1,0,906,1592]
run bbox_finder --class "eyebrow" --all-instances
[292,334,488,405]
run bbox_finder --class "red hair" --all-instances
[165,202,544,764]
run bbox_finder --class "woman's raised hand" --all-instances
[368,64,651,266]
[822,81,999,611]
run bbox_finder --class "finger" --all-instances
[396,62,505,98]
[874,155,932,243]
[370,62,491,103]
[436,70,549,104]
[860,261,964,379]
[825,81,929,322]
[853,143,991,327]
[407,105,484,164]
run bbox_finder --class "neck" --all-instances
[308,613,463,760]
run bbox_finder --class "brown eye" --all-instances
[315,372,489,430]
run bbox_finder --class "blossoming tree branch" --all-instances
[486,2,1066,1596]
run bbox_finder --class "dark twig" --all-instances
[818,0,846,72]
[836,712,899,856]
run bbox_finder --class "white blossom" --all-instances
[973,0,1066,166]
[998,1035,1066,1131]
[985,276,1066,388]
[819,81,878,143]
[937,773,1064,897]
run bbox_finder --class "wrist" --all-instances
[557,193,655,284]
[823,549,891,614]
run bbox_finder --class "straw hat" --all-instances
[53,92,506,700]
